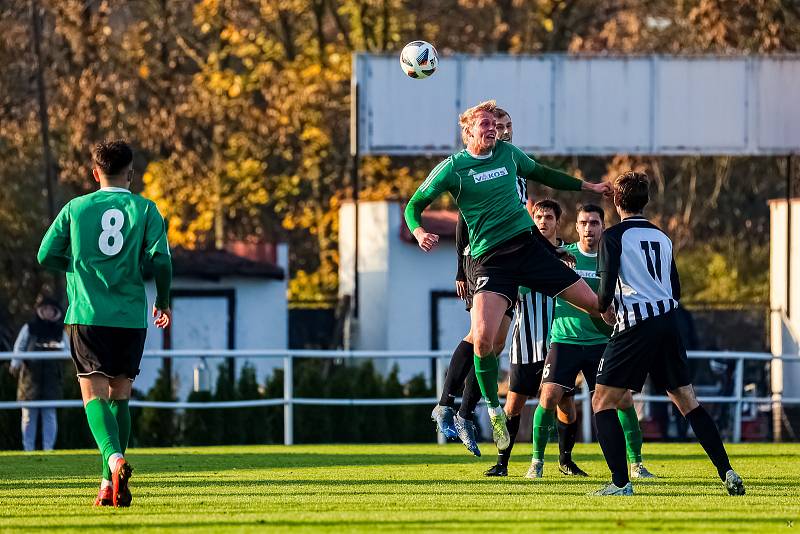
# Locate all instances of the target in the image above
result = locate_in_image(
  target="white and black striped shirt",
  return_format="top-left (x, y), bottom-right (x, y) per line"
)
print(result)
top-left (597, 216), bottom-right (681, 336)
top-left (509, 290), bottom-right (555, 364)
top-left (508, 238), bottom-right (563, 364)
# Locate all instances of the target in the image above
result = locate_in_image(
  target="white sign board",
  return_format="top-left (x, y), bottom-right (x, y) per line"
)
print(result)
top-left (354, 54), bottom-right (800, 156)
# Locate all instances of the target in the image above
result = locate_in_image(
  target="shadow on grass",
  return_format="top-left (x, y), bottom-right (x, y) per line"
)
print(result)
top-left (0, 516), bottom-right (791, 531)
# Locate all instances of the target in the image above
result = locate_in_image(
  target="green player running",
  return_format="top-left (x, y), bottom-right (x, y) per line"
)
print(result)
top-left (528, 204), bottom-right (655, 479)
top-left (404, 100), bottom-right (610, 450)
top-left (37, 140), bottom-right (172, 507)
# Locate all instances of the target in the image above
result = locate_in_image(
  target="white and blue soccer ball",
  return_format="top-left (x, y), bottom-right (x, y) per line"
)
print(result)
top-left (400, 40), bottom-right (438, 79)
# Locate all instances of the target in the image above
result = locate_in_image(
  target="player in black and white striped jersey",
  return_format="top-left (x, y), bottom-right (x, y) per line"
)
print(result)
top-left (591, 171), bottom-right (744, 496)
top-left (484, 199), bottom-right (584, 477)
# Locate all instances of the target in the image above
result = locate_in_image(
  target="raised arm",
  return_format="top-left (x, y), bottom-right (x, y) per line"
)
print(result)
top-left (509, 143), bottom-right (610, 195)
top-left (404, 157), bottom-right (455, 252)
top-left (37, 204), bottom-right (72, 272)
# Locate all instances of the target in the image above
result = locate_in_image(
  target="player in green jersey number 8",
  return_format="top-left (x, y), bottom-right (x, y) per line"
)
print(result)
top-left (405, 100), bottom-right (611, 450)
top-left (38, 140), bottom-right (172, 507)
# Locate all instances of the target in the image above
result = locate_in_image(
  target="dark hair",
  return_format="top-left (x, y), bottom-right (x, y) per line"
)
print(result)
top-left (613, 171), bottom-right (649, 213)
top-left (577, 203), bottom-right (605, 221)
top-left (494, 107), bottom-right (510, 119)
top-left (533, 198), bottom-right (562, 220)
top-left (91, 140), bottom-right (133, 176)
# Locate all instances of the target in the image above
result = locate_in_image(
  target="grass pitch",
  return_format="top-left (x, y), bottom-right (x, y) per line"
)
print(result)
top-left (0, 443), bottom-right (798, 533)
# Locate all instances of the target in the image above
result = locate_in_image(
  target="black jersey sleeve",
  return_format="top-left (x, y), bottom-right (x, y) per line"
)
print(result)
top-left (455, 213), bottom-right (468, 281)
top-left (670, 256), bottom-right (681, 301)
top-left (597, 229), bottom-right (622, 312)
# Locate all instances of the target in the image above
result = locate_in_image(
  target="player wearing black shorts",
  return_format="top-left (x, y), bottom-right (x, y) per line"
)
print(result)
top-left (431, 108), bottom-right (517, 457)
top-left (529, 204), bottom-right (654, 480)
top-left (38, 141), bottom-right (172, 507)
top-left (408, 100), bottom-right (609, 450)
top-left (591, 171), bottom-right (744, 496)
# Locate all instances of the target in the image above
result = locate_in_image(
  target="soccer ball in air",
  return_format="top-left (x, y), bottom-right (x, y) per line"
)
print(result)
top-left (400, 41), bottom-right (438, 79)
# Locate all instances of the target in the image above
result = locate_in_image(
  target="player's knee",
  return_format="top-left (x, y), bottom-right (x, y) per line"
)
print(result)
top-left (617, 391), bottom-right (634, 410)
top-left (473, 335), bottom-right (494, 357)
top-left (539, 385), bottom-right (561, 409)
top-left (592, 386), bottom-right (620, 412)
top-left (668, 386), bottom-right (699, 415)
top-left (557, 399), bottom-right (577, 423)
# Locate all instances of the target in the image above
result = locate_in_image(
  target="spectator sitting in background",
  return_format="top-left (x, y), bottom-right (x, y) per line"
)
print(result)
top-left (10, 294), bottom-right (68, 451)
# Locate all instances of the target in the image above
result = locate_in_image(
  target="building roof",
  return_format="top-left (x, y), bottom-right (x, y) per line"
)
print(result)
top-left (399, 206), bottom-right (459, 243)
top-left (170, 247), bottom-right (285, 280)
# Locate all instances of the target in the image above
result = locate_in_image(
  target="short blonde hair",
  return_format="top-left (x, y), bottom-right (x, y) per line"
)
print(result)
top-left (459, 100), bottom-right (497, 145)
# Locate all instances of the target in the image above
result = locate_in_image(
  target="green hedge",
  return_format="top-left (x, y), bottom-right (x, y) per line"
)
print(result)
top-left (0, 359), bottom-right (436, 449)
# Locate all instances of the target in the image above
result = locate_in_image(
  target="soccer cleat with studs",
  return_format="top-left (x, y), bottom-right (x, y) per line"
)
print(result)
top-left (487, 406), bottom-right (510, 451)
top-left (454, 414), bottom-right (481, 457)
top-left (591, 481), bottom-right (634, 496)
top-left (525, 459), bottom-right (544, 479)
top-left (725, 469), bottom-right (745, 496)
top-left (93, 486), bottom-right (113, 507)
top-left (630, 462), bottom-right (656, 479)
top-left (484, 463), bottom-right (508, 477)
top-left (559, 460), bottom-right (589, 477)
top-left (111, 458), bottom-right (133, 507)
top-left (431, 405), bottom-right (458, 439)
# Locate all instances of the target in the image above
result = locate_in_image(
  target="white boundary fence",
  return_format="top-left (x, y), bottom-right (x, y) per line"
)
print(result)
top-left (0, 350), bottom-right (797, 445)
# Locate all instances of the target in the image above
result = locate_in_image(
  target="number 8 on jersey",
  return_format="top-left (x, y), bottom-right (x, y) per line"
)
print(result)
top-left (99, 208), bottom-right (125, 256)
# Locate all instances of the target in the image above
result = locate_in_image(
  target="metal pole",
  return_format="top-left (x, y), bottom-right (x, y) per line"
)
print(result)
top-left (349, 59), bottom-right (360, 319)
top-left (284, 354), bottom-right (294, 446)
top-left (581, 393), bottom-right (592, 443)
top-left (435, 355), bottom-right (446, 445)
top-left (30, 0), bottom-right (56, 222)
top-left (733, 356), bottom-right (744, 443)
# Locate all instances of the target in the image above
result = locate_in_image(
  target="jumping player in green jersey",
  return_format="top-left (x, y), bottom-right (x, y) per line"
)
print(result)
top-left (38, 140), bottom-right (172, 507)
top-left (528, 205), bottom-right (655, 480)
top-left (405, 100), bottom-right (610, 450)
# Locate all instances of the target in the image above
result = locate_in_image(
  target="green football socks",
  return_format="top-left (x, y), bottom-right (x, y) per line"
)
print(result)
top-left (101, 399), bottom-right (131, 480)
top-left (532, 405), bottom-right (555, 460)
top-left (473, 354), bottom-right (500, 408)
top-left (85, 398), bottom-right (122, 479)
top-left (618, 406), bottom-right (643, 463)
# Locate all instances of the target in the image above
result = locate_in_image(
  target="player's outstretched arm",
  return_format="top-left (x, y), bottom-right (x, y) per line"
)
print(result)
top-left (404, 157), bottom-right (455, 253)
top-left (37, 204), bottom-right (71, 272)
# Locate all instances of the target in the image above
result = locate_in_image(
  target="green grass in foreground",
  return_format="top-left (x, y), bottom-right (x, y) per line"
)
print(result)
top-left (0, 443), bottom-right (798, 533)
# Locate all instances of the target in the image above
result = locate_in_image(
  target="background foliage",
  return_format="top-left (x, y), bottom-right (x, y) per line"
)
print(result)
top-left (2, 0), bottom-right (798, 324)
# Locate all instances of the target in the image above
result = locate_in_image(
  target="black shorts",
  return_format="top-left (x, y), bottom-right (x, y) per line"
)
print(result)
top-left (508, 360), bottom-right (544, 397)
top-left (596, 311), bottom-right (691, 393)
top-left (473, 232), bottom-right (580, 308)
top-left (68, 325), bottom-right (147, 380)
top-left (542, 342), bottom-right (606, 393)
top-left (464, 254), bottom-right (514, 318)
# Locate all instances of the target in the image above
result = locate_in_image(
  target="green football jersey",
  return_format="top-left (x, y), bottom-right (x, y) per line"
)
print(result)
top-left (404, 141), bottom-right (582, 258)
top-left (37, 187), bottom-right (172, 328)
top-left (549, 242), bottom-right (609, 345)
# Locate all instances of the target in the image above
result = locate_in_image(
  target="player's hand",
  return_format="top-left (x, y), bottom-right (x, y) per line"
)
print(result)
top-left (413, 227), bottom-right (440, 252)
top-left (455, 280), bottom-right (467, 300)
top-left (583, 181), bottom-right (612, 197)
top-left (153, 306), bottom-right (171, 329)
top-left (601, 305), bottom-right (616, 326)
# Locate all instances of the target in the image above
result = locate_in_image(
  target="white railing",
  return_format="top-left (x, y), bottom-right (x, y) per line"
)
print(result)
top-left (0, 350), bottom-right (797, 445)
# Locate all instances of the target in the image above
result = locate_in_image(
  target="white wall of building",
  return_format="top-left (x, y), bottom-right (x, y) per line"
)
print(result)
top-left (136, 245), bottom-right (289, 400)
top-left (768, 199), bottom-right (800, 400)
top-left (340, 200), bottom-right (473, 380)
